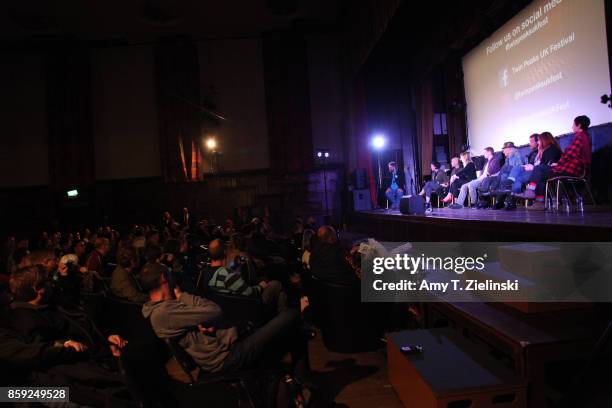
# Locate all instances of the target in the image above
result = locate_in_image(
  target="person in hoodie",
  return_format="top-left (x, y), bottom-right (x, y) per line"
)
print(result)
top-left (141, 262), bottom-right (307, 377)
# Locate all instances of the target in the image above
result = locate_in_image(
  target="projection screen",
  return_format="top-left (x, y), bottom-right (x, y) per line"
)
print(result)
top-left (463, 0), bottom-right (612, 153)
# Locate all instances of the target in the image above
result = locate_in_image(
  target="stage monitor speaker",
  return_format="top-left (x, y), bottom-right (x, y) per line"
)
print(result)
top-left (400, 195), bottom-right (424, 215)
top-left (353, 168), bottom-right (368, 190)
top-left (353, 189), bottom-right (372, 211)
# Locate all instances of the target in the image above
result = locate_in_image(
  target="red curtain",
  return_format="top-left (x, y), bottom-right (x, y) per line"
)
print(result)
top-left (154, 38), bottom-right (202, 182)
top-left (415, 76), bottom-right (435, 179)
top-left (443, 58), bottom-right (468, 158)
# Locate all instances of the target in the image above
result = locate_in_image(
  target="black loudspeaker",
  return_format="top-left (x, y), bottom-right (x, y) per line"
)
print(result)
top-left (399, 195), bottom-right (425, 215)
top-left (353, 189), bottom-right (372, 211)
top-left (353, 168), bottom-right (368, 190)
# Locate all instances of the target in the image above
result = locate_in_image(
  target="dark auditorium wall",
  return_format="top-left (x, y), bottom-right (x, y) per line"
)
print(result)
top-left (0, 52), bottom-right (49, 187)
top-left (91, 44), bottom-right (161, 180)
top-left (307, 33), bottom-right (345, 165)
top-left (198, 38), bottom-right (270, 171)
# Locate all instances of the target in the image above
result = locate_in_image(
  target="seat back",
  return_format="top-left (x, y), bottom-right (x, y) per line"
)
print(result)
top-left (102, 297), bottom-right (159, 346)
top-left (310, 276), bottom-right (383, 353)
top-left (206, 290), bottom-right (271, 329)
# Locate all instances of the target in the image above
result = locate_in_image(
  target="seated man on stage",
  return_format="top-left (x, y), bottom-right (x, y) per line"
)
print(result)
top-left (450, 147), bottom-right (501, 209)
top-left (491, 142), bottom-right (526, 210)
top-left (506, 133), bottom-right (539, 195)
top-left (419, 161), bottom-right (449, 213)
top-left (441, 151), bottom-right (476, 205)
top-left (385, 161), bottom-right (405, 210)
top-left (514, 116), bottom-right (591, 211)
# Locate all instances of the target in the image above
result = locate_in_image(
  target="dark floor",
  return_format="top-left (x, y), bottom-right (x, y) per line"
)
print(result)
top-left (308, 334), bottom-right (402, 408)
top-left (363, 206), bottom-right (612, 228)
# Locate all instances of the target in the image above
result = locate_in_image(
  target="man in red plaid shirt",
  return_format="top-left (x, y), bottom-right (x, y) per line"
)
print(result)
top-left (514, 116), bottom-right (591, 210)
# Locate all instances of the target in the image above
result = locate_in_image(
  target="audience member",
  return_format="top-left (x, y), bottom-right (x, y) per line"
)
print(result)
top-left (207, 239), bottom-right (286, 312)
top-left (141, 264), bottom-right (307, 378)
top-left (310, 226), bottom-right (359, 286)
top-left (110, 247), bottom-right (148, 303)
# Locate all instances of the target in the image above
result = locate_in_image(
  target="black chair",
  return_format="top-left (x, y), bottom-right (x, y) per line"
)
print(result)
top-left (164, 337), bottom-right (254, 407)
top-left (101, 297), bottom-right (159, 346)
top-left (205, 290), bottom-right (273, 330)
top-left (310, 277), bottom-right (383, 353)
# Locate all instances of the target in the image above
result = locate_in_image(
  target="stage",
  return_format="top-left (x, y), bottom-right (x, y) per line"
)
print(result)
top-left (349, 206), bottom-right (612, 241)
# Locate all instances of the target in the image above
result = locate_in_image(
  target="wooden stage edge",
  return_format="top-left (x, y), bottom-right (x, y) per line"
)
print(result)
top-left (349, 207), bottom-right (612, 241)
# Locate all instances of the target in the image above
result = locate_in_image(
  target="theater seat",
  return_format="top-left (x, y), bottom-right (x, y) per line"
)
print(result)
top-left (101, 297), bottom-right (160, 347)
top-left (310, 277), bottom-right (383, 353)
top-left (205, 290), bottom-right (274, 331)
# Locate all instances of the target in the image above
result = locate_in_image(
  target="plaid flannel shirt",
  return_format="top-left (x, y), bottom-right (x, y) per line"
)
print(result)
top-left (553, 131), bottom-right (590, 177)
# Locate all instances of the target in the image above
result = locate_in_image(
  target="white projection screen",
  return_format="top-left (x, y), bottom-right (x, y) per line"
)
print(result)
top-left (463, 0), bottom-right (612, 153)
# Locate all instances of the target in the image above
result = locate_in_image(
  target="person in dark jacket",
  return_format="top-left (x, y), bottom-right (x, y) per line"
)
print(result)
top-left (110, 247), bottom-right (148, 303)
top-left (442, 151), bottom-right (477, 203)
top-left (384, 161), bottom-right (406, 210)
top-left (419, 161), bottom-right (449, 212)
top-left (450, 147), bottom-right (502, 209)
top-left (504, 133), bottom-right (539, 196)
top-left (7, 266), bottom-right (129, 358)
top-left (491, 142), bottom-right (527, 209)
top-left (309, 226), bottom-right (359, 286)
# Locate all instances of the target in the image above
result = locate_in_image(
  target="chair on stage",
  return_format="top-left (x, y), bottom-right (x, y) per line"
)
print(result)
top-left (545, 170), bottom-right (596, 211)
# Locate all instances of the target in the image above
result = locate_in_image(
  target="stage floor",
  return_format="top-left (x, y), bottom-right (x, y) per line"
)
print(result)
top-left (361, 206), bottom-right (612, 228)
top-left (351, 206), bottom-right (612, 241)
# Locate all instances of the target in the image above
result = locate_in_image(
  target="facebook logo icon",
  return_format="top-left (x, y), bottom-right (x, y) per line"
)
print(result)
top-left (499, 67), bottom-right (509, 88)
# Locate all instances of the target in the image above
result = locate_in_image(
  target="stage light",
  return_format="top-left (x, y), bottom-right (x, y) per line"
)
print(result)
top-left (315, 149), bottom-right (330, 159)
top-left (372, 135), bottom-right (386, 150)
top-left (66, 189), bottom-right (79, 198)
top-left (206, 138), bottom-right (217, 150)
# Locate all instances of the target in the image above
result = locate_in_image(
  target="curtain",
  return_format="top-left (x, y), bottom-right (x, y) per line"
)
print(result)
top-left (415, 76), bottom-right (434, 180)
top-left (352, 74), bottom-right (378, 206)
top-left (342, 0), bottom-right (402, 76)
top-left (154, 38), bottom-right (202, 182)
top-left (443, 58), bottom-right (467, 158)
top-left (46, 44), bottom-right (95, 190)
top-left (262, 31), bottom-right (313, 175)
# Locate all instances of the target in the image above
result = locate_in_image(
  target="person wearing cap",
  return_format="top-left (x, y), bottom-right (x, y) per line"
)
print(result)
top-left (490, 141), bottom-right (526, 209)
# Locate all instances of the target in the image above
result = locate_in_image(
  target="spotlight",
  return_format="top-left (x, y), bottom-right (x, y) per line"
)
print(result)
top-left (372, 134), bottom-right (386, 150)
top-left (206, 138), bottom-right (217, 150)
top-left (315, 149), bottom-right (330, 159)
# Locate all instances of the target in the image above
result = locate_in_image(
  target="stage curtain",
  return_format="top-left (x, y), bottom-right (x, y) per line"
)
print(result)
top-left (262, 31), bottom-right (313, 175)
top-left (46, 44), bottom-right (95, 190)
top-left (154, 38), bottom-right (202, 182)
top-left (415, 76), bottom-right (434, 180)
top-left (443, 58), bottom-right (467, 158)
top-left (351, 74), bottom-right (378, 206)
top-left (342, 0), bottom-right (402, 76)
